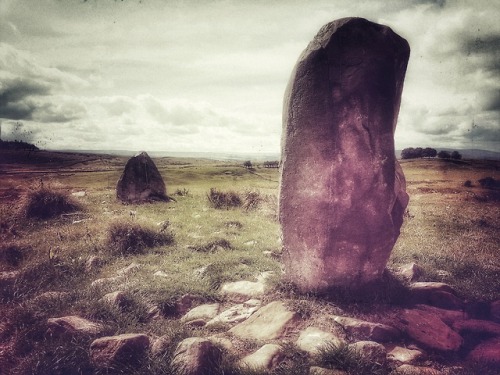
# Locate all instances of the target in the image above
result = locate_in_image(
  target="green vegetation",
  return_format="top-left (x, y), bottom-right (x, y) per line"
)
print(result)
top-left (0, 151), bottom-right (499, 374)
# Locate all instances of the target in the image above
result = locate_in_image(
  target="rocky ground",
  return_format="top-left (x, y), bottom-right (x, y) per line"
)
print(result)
top-left (3, 258), bottom-right (499, 374)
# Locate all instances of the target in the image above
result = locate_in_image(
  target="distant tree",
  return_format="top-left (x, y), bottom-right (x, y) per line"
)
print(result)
top-left (263, 161), bottom-right (279, 168)
top-left (437, 150), bottom-right (451, 159)
top-left (450, 151), bottom-right (462, 160)
top-left (422, 147), bottom-right (437, 158)
top-left (243, 160), bottom-right (253, 169)
top-left (401, 147), bottom-right (424, 159)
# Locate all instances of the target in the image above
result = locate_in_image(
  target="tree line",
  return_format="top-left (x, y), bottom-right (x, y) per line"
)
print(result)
top-left (401, 147), bottom-right (462, 160)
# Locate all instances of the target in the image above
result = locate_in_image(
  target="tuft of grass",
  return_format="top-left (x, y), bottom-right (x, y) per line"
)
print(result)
top-left (189, 239), bottom-right (233, 253)
top-left (18, 188), bottom-right (82, 220)
top-left (207, 188), bottom-right (242, 209)
top-left (242, 190), bottom-right (263, 211)
top-left (105, 220), bottom-right (174, 256)
top-left (315, 342), bottom-right (389, 375)
top-left (0, 244), bottom-right (30, 269)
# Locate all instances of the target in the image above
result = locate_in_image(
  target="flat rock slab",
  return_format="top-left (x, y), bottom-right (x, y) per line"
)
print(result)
top-left (400, 309), bottom-right (462, 352)
top-left (181, 303), bottom-right (220, 323)
top-left (229, 301), bottom-right (299, 341)
top-left (220, 280), bottom-right (265, 302)
top-left (47, 316), bottom-right (105, 337)
top-left (90, 333), bottom-right (150, 369)
top-left (333, 316), bottom-right (400, 342)
top-left (386, 345), bottom-right (424, 364)
top-left (296, 327), bottom-right (345, 354)
top-left (171, 337), bottom-right (222, 375)
top-left (206, 300), bottom-right (261, 327)
top-left (239, 343), bottom-right (283, 370)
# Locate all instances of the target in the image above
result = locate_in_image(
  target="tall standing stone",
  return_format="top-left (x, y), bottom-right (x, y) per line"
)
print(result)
top-left (279, 18), bottom-right (410, 293)
top-left (116, 151), bottom-right (168, 203)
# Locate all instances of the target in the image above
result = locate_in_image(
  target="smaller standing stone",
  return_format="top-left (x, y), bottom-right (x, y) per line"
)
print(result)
top-left (116, 151), bottom-right (169, 203)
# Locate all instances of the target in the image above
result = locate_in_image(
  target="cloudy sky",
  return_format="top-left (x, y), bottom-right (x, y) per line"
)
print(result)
top-left (0, 0), bottom-right (498, 154)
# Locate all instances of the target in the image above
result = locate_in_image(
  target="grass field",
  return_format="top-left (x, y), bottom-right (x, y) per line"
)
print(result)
top-left (0, 150), bottom-right (499, 374)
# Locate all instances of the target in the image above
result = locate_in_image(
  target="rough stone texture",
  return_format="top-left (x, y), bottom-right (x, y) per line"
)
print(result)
top-left (101, 291), bottom-right (131, 310)
top-left (348, 341), bottom-right (386, 364)
top-left (90, 333), bottom-right (150, 369)
top-left (397, 263), bottom-right (423, 281)
top-left (181, 303), bottom-right (220, 323)
top-left (47, 316), bottom-right (105, 337)
top-left (400, 309), bottom-right (462, 352)
top-left (116, 151), bottom-right (168, 203)
top-left (453, 318), bottom-right (500, 336)
top-left (415, 304), bottom-right (467, 325)
top-left (409, 282), bottom-right (462, 309)
top-left (206, 299), bottom-right (261, 327)
top-left (171, 337), bottom-right (222, 375)
top-left (386, 345), bottom-right (424, 364)
top-left (279, 17), bottom-right (410, 292)
top-left (296, 326), bottom-right (345, 354)
top-left (466, 337), bottom-right (500, 365)
top-left (239, 344), bottom-right (283, 370)
top-left (229, 301), bottom-right (299, 341)
top-left (333, 316), bottom-right (400, 342)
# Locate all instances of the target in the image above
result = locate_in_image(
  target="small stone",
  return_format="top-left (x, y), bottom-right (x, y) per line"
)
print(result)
top-left (154, 270), bottom-right (168, 278)
top-left (85, 255), bottom-right (104, 272)
top-left (386, 345), bottom-right (424, 364)
top-left (90, 333), bottom-right (150, 369)
top-left (333, 316), bottom-right (400, 342)
top-left (415, 304), bottom-right (467, 325)
top-left (239, 344), bottom-right (283, 370)
top-left (296, 327), bottom-right (345, 354)
top-left (171, 337), bottom-right (222, 375)
top-left (47, 316), bottom-right (105, 337)
top-left (349, 341), bottom-right (386, 363)
top-left (72, 191), bottom-right (86, 197)
top-left (220, 280), bottom-right (265, 302)
top-left (206, 301), bottom-right (261, 327)
top-left (117, 262), bottom-right (141, 276)
top-left (181, 303), bottom-right (220, 323)
top-left (400, 309), bottom-right (462, 352)
top-left (101, 291), bottom-right (131, 310)
top-left (398, 263), bottom-right (423, 281)
top-left (229, 301), bottom-right (299, 341)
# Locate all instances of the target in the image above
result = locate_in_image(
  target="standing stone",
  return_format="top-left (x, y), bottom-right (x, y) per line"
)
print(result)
top-left (116, 151), bottom-right (168, 203)
top-left (279, 17), bottom-right (410, 292)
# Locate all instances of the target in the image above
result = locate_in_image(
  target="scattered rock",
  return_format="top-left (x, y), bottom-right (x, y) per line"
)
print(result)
top-left (47, 316), bottom-right (105, 337)
top-left (349, 341), bottom-right (386, 363)
top-left (386, 345), bottom-right (424, 364)
top-left (206, 300), bottom-right (261, 327)
top-left (239, 343), bottom-right (283, 370)
top-left (171, 337), bottom-right (222, 375)
top-left (90, 333), bottom-right (150, 369)
top-left (101, 291), bottom-right (131, 310)
top-left (415, 304), bottom-right (467, 325)
top-left (279, 17), bottom-right (410, 292)
top-left (333, 316), bottom-right (400, 342)
top-left (466, 337), bottom-right (500, 365)
top-left (220, 280), bottom-right (265, 302)
top-left (229, 301), bottom-right (299, 341)
top-left (181, 303), bottom-right (220, 324)
top-left (85, 255), bottom-right (104, 272)
top-left (154, 270), bottom-right (168, 278)
top-left (117, 262), bottom-right (141, 276)
top-left (409, 282), bottom-right (460, 308)
top-left (400, 309), bottom-right (462, 352)
top-left (296, 327), bottom-right (345, 354)
top-left (116, 151), bottom-right (169, 203)
top-left (397, 263), bottom-right (423, 281)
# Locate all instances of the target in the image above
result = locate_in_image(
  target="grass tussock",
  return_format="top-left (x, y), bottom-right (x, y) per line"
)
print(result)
top-left (189, 239), bottom-right (233, 253)
top-left (207, 188), bottom-right (242, 209)
top-left (105, 220), bottom-right (174, 256)
top-left (0, 244), bottom-right (30, 269)
top-left (18, 188), bottom-right (82, 220)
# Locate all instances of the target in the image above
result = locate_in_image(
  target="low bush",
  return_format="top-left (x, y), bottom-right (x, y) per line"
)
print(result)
top-left (242, 190), bottom-right (263, 211)
top-left (19, 188), bottom-right (82, 220)
top-left (207, 188), bottom-right (242, 209)
top-left (0, 244), bottom-right (29, 268)
top-left (105, 221), bottom-right (174, 256)
top-left (478, 176), bottom-right (500, 189)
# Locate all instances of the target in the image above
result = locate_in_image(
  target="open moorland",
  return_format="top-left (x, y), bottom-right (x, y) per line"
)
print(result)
top-left (0, 149), bottom-right (499, 375)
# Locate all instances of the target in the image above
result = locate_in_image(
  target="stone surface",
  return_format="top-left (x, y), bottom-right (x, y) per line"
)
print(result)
top-left (181, 303), bottom-right (220, 323)
top-left (116, 151), bottom-right (168, 203)
top-left (220, 280), bottom-right (265, 302)
top-left (400, 309), bottom-right (462, 351)
top-left (206, 300), bottom-right (261, 327)
top-left (333, 316), bottom-right (400, 342)
top-left (348, 341), bottom-right (386, 364)
top-left (386, 345), bottom-right (424, 364)
top-left (90, 333), bottom-right (150, 369)
top-left (171, 337), bottom-right (222, 375)
top-left (47, 316), bottom-right (105, 337)
top-left (466, 337), bottom-right (500, 365)
top-left (296, 326), bottom-right (345, 354)
top-left (239, 344), bottom-right (283, 370)
top-left (414, 304), bottom-right (467, 325)
top-left (229, 301), bottom-right (298, 341)
top-left (279, 17), bottom-right (410, 292)
top-left (452, 318), bottom-right (500, 336)
top-left (101, 291), bottom-right (131, 310)
top-left (397, 263), bottom-right (423, 281)
top-left (393, 364), bottom-right (442, 374)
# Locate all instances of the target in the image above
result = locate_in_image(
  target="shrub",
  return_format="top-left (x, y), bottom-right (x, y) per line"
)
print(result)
top-left (207, 188), bottom-right (242, 209)
top-left (478, 177), bottom-right (500, 189)
top-left (242, 190), bottom-right (263, 211)
top-left (174, 188), bottom-right (190, 197)
top-left (19, 188), bottom-right (82, 220)
top-left (464, 180), bottom-right (473, 187)
top-left (105, 221), bottom-right (174, 256)
top-left (0, 244), bottom-right (29, 268)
